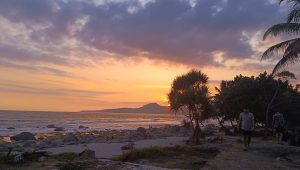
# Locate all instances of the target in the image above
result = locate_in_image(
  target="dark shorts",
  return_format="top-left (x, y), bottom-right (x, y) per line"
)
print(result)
top-left (242, 130), bottom-right (252, 136)
top-left (275, 126), bottom-right (284, 133)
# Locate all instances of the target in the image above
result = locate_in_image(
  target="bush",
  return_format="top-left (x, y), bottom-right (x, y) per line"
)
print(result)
top-left (114, 146), bottom-right (167, 162)
top-left (54, 152), bottom-right (78, 162)
top-left (59, 162), bottom-right (82, 170)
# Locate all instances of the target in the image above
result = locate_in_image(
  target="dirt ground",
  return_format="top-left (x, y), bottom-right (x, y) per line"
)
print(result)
top-left (203, 136), bottom-right (300, 170)
top-left (1, 136), bottom-right (300, 170)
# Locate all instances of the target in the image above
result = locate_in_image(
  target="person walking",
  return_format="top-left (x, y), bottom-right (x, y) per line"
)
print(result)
top-left (272, 112), bottom-right (285, 144)
top-left (239, 108), bottom-right (255, 151)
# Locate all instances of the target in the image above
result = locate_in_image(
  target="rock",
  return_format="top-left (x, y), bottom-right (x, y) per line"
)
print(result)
top-left (121, 142), bottom-right (135, 150)
top-left (38, 156), bottom-right (47, 162)
top-left (85, 136), bottom-right (95, 143)
top-left (13, 153), bottom-right (24, 163)
top-left (7, 127), bottom-right (15, 130)
top-left (23, 151), bottom-right (49, 162)
top-left (10, 132), bottom-right (36, 141)
top-left (79, 149), bottom-right (96, 159)
top-left (63, 134), bottom-right (79, 143)
top-left (51, 139), bottom-right (64, 147)
top-left (137, 127), bottom-right (147, 136)
top-left (23, 140), bottom-right (37, 147)
top-left (37, 141), bottom-right (52, 149)
top-left (54, 127), bottom-right (64, 131)
top-left (47, 124), bottom-right (56, 128)
top-left (78, 125), bottom-right (88, 129)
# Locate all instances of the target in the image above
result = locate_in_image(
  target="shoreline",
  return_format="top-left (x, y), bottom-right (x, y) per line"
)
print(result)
top-left (0, 125), bottom-right (191, 152)
top-left (1, 125), bottom-right (300, 169)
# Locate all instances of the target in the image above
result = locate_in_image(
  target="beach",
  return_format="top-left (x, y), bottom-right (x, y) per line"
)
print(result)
top-left (1, 111), bottom-right (300, 169)
top-left (1, 126), bottom-right (300, 170)
top-left (44, 136), bottom-right (188, 158)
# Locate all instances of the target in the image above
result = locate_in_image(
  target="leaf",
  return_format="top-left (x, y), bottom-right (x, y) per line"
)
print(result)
top-left (272, 41), bottom-right (300, 73)
top-left (261, 38), bottom-right (299, 60)
top-left (275, 70), bottom-right (296, 79)
top-left (287, 7), bottom-right (300, 22)
top-left (263, 23), bottom-right (300, 40)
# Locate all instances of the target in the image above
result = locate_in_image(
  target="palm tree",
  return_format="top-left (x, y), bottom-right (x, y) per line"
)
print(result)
top-left (168, 70), bottom-right (212, 144)
top-left (262, 0), bottom-right (300, 74)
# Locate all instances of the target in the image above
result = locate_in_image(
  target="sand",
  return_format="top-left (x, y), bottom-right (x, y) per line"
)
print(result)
top-left (44, 136), bottom-right (187, 158)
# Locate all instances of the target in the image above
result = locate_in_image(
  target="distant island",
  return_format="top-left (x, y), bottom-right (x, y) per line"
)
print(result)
top-left (81, 103), bottom-right (171, 114)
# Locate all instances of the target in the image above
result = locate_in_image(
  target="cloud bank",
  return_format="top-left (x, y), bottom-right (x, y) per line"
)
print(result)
top-left (0, 0), bottom-right (289, 72)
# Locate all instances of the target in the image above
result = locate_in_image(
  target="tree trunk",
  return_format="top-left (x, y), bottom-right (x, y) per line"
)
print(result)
top-left (264, 82), bottom-right (280, 139)
top-left (217, 115), bottom-right (230, 133)
top-left (192, 117), bottom-right (201, 144)
top-left (189, 112), bottom-right (195, 131)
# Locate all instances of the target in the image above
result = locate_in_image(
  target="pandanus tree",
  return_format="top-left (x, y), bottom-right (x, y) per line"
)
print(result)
top-left (262, 0), bottom-right (300, 74)
top-left (168, 70), bottom-right (212, 144)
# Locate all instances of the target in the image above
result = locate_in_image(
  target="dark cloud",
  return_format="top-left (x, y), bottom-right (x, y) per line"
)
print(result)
top-left (0, 0), bottom-right (289, 67)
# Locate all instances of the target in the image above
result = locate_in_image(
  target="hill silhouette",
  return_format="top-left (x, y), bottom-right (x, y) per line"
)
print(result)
top-left (81, 103), bottom-right (171, 114)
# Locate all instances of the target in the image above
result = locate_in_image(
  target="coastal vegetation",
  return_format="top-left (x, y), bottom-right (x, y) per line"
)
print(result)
top-left (262, 0), bottom-right (300, 73)
top-left (168, 69), bottom-right (300, 139)
top-left (114, 145), bottom-right (219, 169)
top-left (214, 71), bottom-right (300, 131)
top-left (168, 70), bottom-right (213, 144)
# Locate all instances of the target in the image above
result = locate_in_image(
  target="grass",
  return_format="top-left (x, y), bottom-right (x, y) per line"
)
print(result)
top-left (113, 145), bottom-right (219, 169)
top-left (54, 152), bottom-right (78, 162)
top-left (0, 152), bottom-right (8, 163)
top-left (114, 146), bottom-right (168, 162)
top-left (58, 162), bottom-right (83, 170)
top-left (236, 139), bottom-right (243, 144)
top-left (0, 152), bottom-right (19, 164)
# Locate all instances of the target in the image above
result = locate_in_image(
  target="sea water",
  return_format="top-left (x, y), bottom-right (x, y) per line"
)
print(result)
top-left (0, 110), bottom-right (182, 135)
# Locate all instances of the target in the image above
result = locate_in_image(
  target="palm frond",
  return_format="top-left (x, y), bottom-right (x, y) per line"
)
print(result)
top-left (263, 23), bottom-right (300, 40)
top-left (261, 38), bottom-right (299, 60)
top-left (276, 70), bottom-right (296, 79)
top-left (279, 0), bottom-right (300, 6)
top-left (272, 40), bottom-right (300, 73)
top-left (287, 7), bottom-right (300, 22)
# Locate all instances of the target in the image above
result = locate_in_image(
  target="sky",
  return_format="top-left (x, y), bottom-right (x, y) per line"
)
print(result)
top-left (0, 0), bottom-right (299, 111)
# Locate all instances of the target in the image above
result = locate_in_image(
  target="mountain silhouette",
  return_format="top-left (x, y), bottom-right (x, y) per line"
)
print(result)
top-left (81, 103), bottom-right (171, 114)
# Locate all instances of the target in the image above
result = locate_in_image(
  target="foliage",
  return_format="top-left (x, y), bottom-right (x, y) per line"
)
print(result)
top-left (214, 72), bottom-right (300, 128)
top-left (0, 152), bottom-right (10, 164)
top-left (114, 146), bottom-right (167, 162)
top-left (168, 70), bottom-right (214, 143)
top-left (262, 0), bottom-right (300, 73)
top-left (58, 163), bottom-right (82, 170)
top-left (114, 145), bottom-right (219, 169)
top-left (54, 152), bottom-right (78, 162)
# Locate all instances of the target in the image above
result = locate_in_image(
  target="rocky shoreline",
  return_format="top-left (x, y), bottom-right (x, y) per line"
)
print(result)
top-left (0, 125), bottom-right (192, 153)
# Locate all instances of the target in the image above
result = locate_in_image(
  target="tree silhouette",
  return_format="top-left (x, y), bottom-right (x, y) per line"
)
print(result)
top-left (168, 70), bottom-right (212, 144)
top-left (262, 0), bottom-right (300, 74)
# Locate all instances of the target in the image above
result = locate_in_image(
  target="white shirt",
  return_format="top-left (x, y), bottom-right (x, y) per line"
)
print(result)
top-left (239, 112), bottom-right (254, 131)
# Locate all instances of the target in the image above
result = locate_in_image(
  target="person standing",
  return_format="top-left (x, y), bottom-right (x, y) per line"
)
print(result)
top-left (239, 108), bottom-right (255, 151)
top-left (272, 112), bottom-right (285, 144)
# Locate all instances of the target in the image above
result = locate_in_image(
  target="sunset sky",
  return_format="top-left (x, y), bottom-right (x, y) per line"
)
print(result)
top-left (0, 0), bottom-right (299, 111)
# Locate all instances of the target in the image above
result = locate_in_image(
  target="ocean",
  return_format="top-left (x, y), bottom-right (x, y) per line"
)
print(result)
top-left (0, 110), bottom-right (182, 135)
